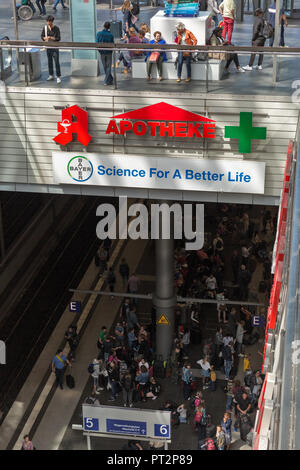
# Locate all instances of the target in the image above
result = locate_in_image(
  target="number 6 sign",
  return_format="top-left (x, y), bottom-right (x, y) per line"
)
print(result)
top-left (154, 424), bottom-right (170, 437)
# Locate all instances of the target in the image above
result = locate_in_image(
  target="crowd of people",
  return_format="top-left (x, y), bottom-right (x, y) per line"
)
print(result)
top-left (47, 203), bottom-right (269, 451)
top-left (15, 1), bottom-right (288, 86)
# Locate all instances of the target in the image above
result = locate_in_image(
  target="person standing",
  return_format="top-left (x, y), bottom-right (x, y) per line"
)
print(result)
top-left (244, 8), bottom-right (266, 70)
top-left (182, 362), bottom-right (193, 400)
top-left (121, 371), bottom-right (135, 407)
top-left (268, 0), bottom-right (288, 47)
top-left (21, 435), bottom-right (35, 450)
top-left (236, 320), bottom-right (246, 357)
top-left (219, 0), bottom-right (236, 44)
top-left (221, 412), bottom-right (232, 449)
top-left (175, 23), bottom-right (197, 83)
top-left (41, 15), bottom-right (61, 84)
top-left (207, 0), bottom-right (221, 26)
top-left (52, 349), bottom-right (71, 390)
top-left (128, 272), bottom-right (140, 294)
top-left (96, 22), bottom-right (114, 86)
top-left (53, 0), bottom-right (67, 11)
top-left (223, 341), bottom-right (234, 380)
top-left (216, 425), bottom-right (226, 450)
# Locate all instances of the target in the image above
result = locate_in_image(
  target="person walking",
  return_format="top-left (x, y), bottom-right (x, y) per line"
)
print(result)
top-left (197, 356), bottom-right (211, 389)
top-left (36, 0), bottom-right (46, 16)
top-left (41, 15), bottom-right (61, 84)
top-left (219, 0), bottom-right (236, 44)
top-left (119, 258), bottom-right (130, 289)
top-left (106, 267), bottom-right (116, 296)
top-left (53, 0), bottom-right (67, 11)
top-left (174, 22), bottom-right (197, 83)
top-left (96, 22), bottom-right (114, 86)
top-left (52, 349), bottom-right (71, 390)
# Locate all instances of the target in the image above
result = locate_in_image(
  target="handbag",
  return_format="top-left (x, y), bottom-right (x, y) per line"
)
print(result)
top-left (131, 14), bottom-right (138, 24)
top-left (149, 52), bottom-right (160, 62)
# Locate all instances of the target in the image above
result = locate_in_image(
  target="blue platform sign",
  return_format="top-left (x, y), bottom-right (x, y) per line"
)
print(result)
top-left (84, 417), bottom-right (99, 431)
top-left (252, 316), bottom-right (265, 327)
top-left (106, 419), bottom-right (147, 436)
top-left (154, 424), bottom-right (170, 438)
top-left (69, 301), bottom-right (81, 313)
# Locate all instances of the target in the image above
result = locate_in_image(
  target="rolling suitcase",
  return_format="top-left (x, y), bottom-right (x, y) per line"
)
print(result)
top-left (110, 11), bottom-right (122, 40)
top-left (66, 374), bottom-right (75, 389)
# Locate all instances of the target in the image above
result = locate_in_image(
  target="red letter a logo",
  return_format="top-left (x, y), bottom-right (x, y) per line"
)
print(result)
top-left (53, 105), bottom-right (92, 147)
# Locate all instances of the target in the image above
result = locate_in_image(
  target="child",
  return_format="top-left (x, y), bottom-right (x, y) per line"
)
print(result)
top-left (244, 353), bottom-right (251, 372)
top-left (216, 425), bottom-right (226, 450)
top-left (210, 365), bottom-right (217, 391)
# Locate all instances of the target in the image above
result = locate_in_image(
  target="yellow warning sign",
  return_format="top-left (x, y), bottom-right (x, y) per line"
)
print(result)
top-left (157, 314), bottom-right (170, 325)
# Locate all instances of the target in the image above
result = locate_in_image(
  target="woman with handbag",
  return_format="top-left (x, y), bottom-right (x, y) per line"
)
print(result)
top-left (145, 31), bottom-right (167, 82)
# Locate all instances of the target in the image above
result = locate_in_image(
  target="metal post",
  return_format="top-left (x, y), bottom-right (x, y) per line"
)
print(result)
top-left (164, 441), bottom-right (168, 450)
top-left (153, 205), bottom-right (176, 361)
top-left (236, 0), bottom-right (244, 21)
top-left (272, 0), bottom-right (281, 86)
top-left (0, 49), bottom-right (4, 82)
top-left (86, 434), bottom-right (91, 450)
top-left (12, 0), bottom-right (20, 72)
top-left (24, 49), bottom-right (29, 86)
top-left (0, 203), bottom-right (5, 262)
top-left (205, 52), bottom-right (208, 94)
top-left (113, 49), bottom-right (117, 89)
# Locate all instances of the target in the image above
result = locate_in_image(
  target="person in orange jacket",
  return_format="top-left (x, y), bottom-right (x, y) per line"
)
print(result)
top-left (175, 22), bottom-right (197, 83)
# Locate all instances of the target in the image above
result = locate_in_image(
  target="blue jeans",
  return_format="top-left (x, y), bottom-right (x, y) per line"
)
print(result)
top-left (183, 381), bottom-right (190, 400)
top-left (36, 0), bottom-right (46, 14)
top-left (177, 52), bottom-right (191, 79)
top-left (54, 0), bottom-right (66, 8)
top-left (101, 53), bottom-right (113, 85)
top-left (224, 360), bottom-right (232, 380)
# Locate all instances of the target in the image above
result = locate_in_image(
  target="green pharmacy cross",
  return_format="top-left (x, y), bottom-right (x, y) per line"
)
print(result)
top-left (224, 112), bottom-right (267, 154)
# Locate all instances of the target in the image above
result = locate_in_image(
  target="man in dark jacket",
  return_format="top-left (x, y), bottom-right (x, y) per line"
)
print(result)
top-left (119, 258), bottom-right (130, 289)
top-left (244, 8), bottom-right (266, 71)
top-left (237, 265), bottom-right (251, 300)
top-left (96, 22), bottom-right (114, 86)
top-left (41, 15), bottom-right (61, 83)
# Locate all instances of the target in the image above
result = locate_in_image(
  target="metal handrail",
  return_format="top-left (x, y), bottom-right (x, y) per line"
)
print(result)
top-left (1, 39), bottom-right (300, 55)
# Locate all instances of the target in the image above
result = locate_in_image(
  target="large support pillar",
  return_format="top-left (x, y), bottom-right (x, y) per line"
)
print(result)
top-left (236, 0), bottom-right (244, 22)
top-left (153, 237), bottom-right (176, 360)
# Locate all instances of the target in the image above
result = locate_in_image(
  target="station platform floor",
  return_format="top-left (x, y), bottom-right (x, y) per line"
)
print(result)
top-left (0, 201), bottom-right (272, 451)
top-left (1, 2), bottom-right (300, 97)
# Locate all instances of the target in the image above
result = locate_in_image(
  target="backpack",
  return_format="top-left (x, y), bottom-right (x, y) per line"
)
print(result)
top-left (131, 0), bottom-right (140, 16)
top-left (263, 20), bottom-right (273, 39)
top-left (206, 438), bottom-right (216, 450)
top-left (201, 411), bottom-right (207, 426)
top-left (88, 363), bottom-right (94, 374)
top-left (194, 411), bottom-right (202, 423)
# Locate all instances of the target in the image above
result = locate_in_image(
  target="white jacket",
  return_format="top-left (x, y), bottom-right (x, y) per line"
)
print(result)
top-left (207, 0), bottom-right (219, 15)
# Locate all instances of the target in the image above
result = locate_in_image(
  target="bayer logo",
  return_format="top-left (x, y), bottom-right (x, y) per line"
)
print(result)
top-left (67, 156), bottom-right (93, 182)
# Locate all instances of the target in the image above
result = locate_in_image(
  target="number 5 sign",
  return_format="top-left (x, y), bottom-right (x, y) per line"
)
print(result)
top-left (154, 424), bottom-right (170, 438)
top-left (84, 417), bottom-right (99, 431)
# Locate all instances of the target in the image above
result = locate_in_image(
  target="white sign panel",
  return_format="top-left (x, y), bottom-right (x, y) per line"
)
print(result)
top-left (52, 152), bottom-right (266, 194)
top-left (82, 404), bottom-right (171, 439)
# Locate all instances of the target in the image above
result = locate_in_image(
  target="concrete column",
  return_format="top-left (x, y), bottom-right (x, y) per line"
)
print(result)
top-left (153, 236), bottom-right (176, 361)
top-left (236, 0), bottom-right (244, 21)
